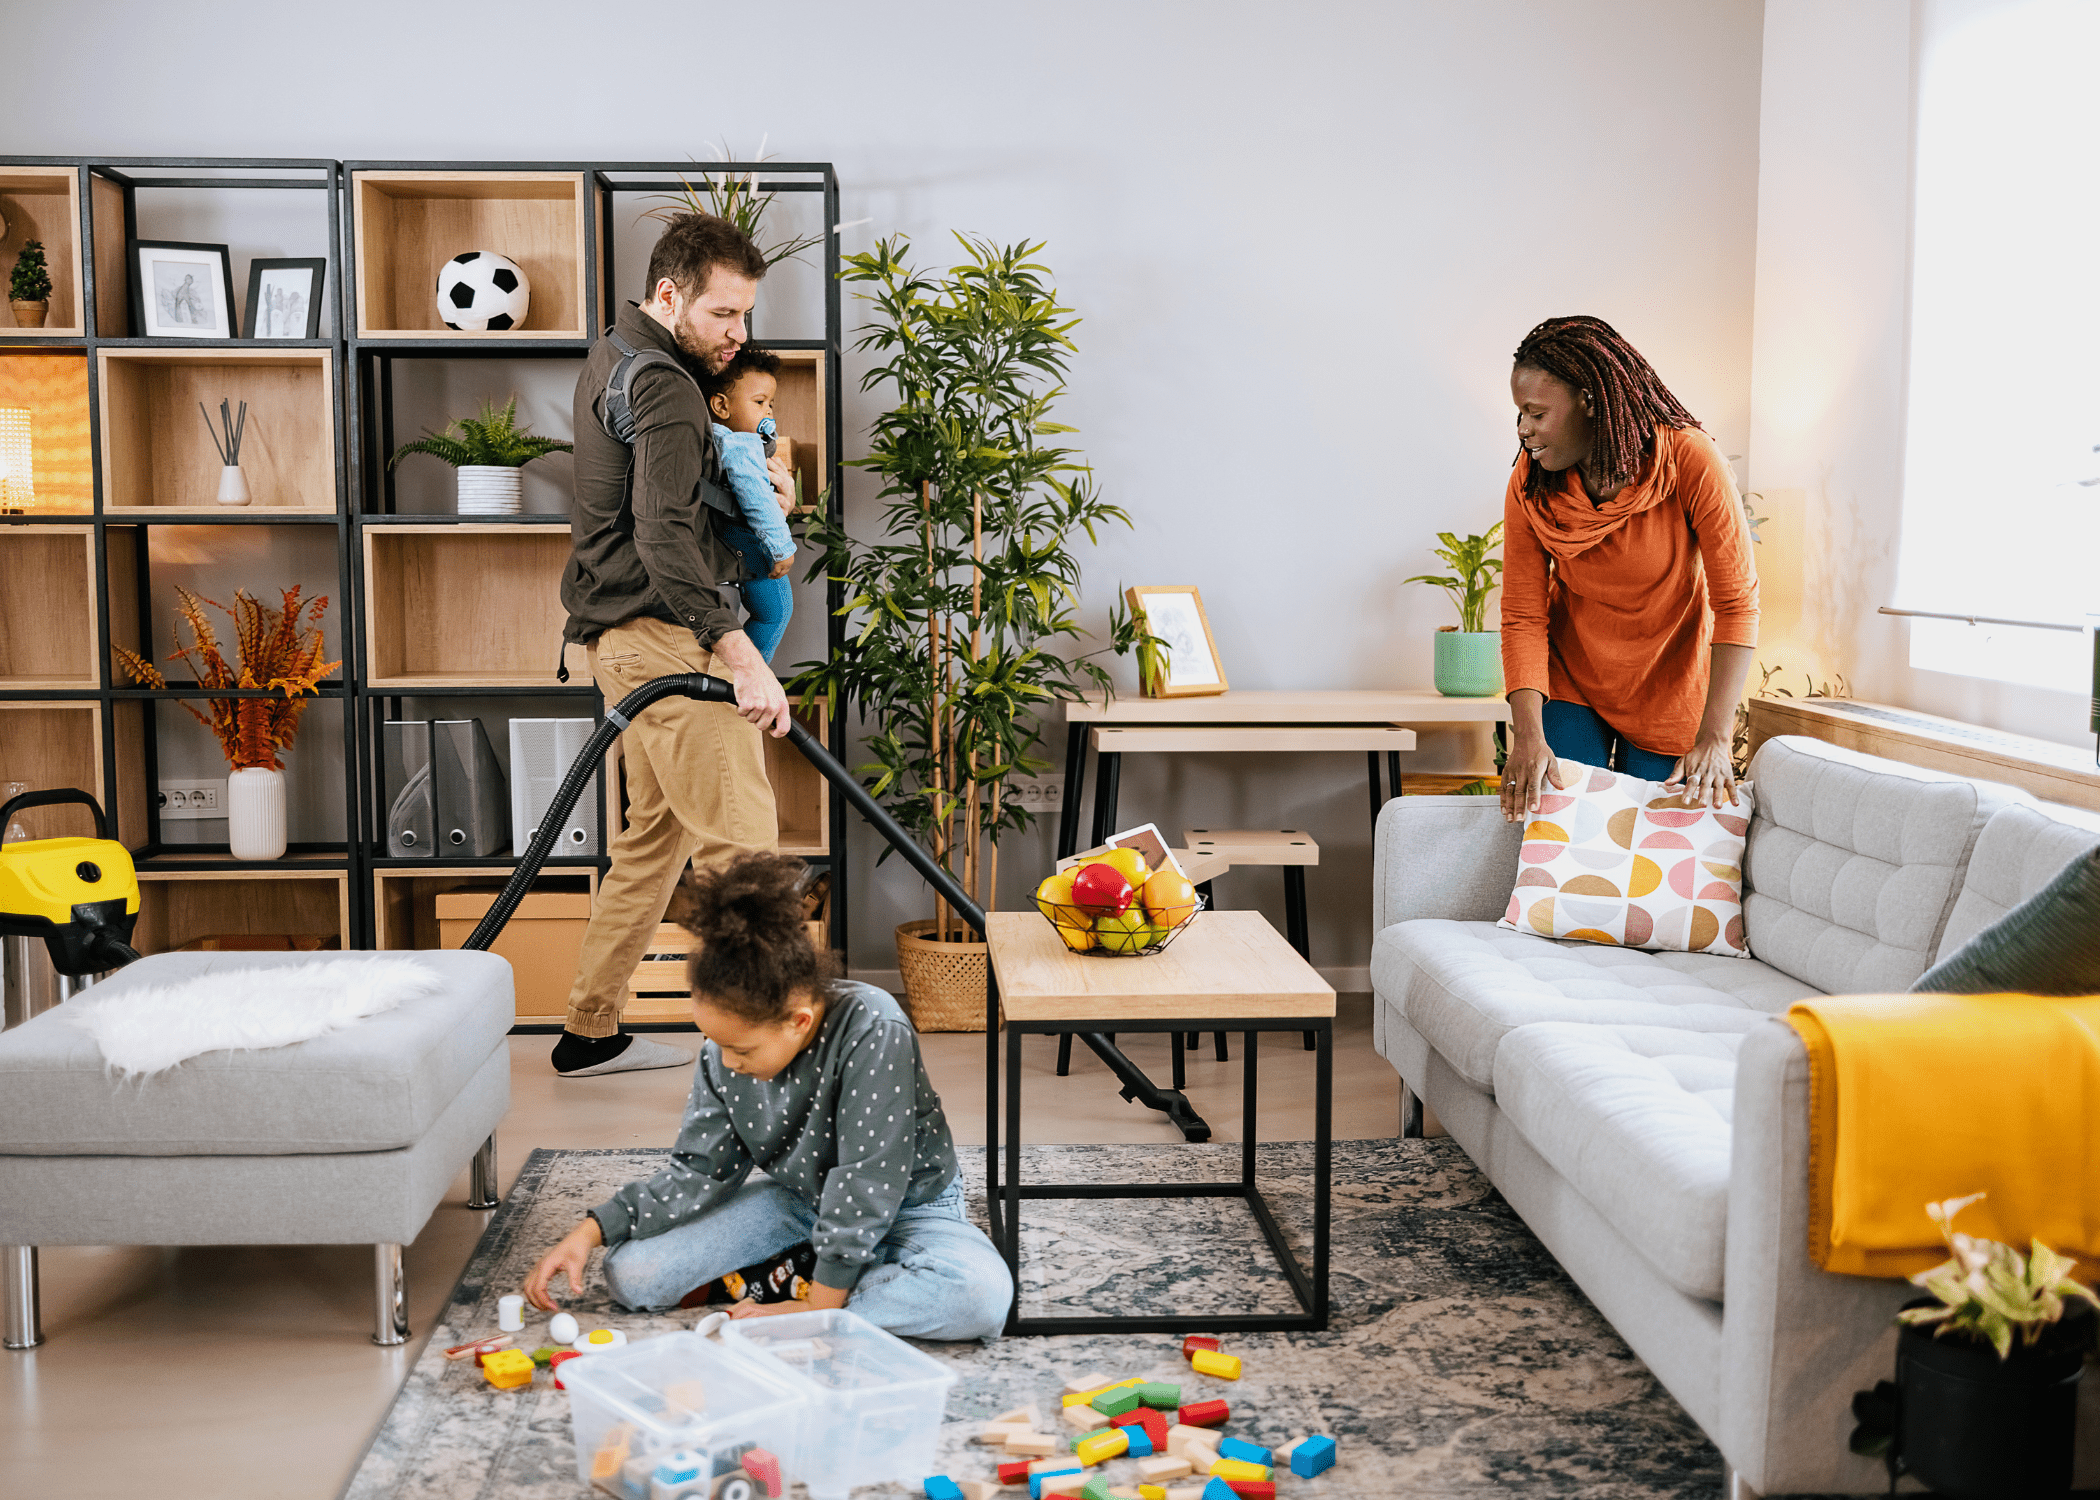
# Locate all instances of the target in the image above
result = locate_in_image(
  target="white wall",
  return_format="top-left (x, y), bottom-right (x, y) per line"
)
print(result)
top-left (2, 0), bottom-right (1766, 977)
top-left (1748, 0), bottom-right (2091, 748)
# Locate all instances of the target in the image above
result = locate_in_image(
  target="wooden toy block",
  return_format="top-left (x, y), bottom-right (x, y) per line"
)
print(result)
top-left (1165, 1425), bottom-right (1209, 1459)
top-left (1138, 1381), bottom-right (1182, 1409)
top-left (1163, 1487), bottom-right (1208, 1500)
top-left (1039, 1476), bottom-right (1089, 1499)
top-left (995, 1404), bottom-right (1043, 1427)
top-left (1065, 1377), bottom-right (1143, 1408)
top-left (1131, 1409), bottom-right (1170, 1450)
top-left (1289, 1435), bottom-right (1337, 1478)
top-left (1032, 1457), bottom-right (1083, 1474)
top-left (1179, 1335), bottom-right (1220, 1363)
top-left (480, 1348), bottom-right (535, 1389)
top-left (663, 1380), bottom-right (708, 1414)
top-left (1074, 1428), bottom-right (1130, 1466)
top-left (924, 1478), bottom-right (966, 1500)
top-left (960, 1484), bottom-right (1004, 1500)
top-left (1091, 1386), bottom-right (1143, 1418)
top-left (1269, 1437), bottom-right (1308, 1467)
top-left (1221, 1483), bottom-right (1276, 1499)
top-left (1138, 1488), bottom-right (1168, 1500)
top-left (1138, 1456), bottom-right (1193, 1483)
top-left (1007, 1432), bottom-right (1057, 1456)
top-left (443, 1333), bottom-right (512, 1361)
top-left (1208, 1458), bottom-right (1268, 1483)
top-left (1063, 1371), bottom-right (1112, 1393)
top-left (998, 1458), bottom-right (1036, 1484)
top-left (1216, 1438), bottom-right (1269, 1466)
top-left (1029, 1464), bottom-right (1085, 1499)
top-left (1064, 1405), bottom-right (1111, 1433)
top-left (1124, 1426), bottom-right (1155, 1459)
top-left (1189, 1350), bottom-right (1241, 1381)
top-left (1183, 1440), bottom-right (1220, 1475)
top-left (1177, 1401), bottom-right (1230, 1429)
top-left (1080, 1478), bottom-right (1114, 1500)
top-left (977, 1422), bottom-right (1024, 1444)
top-left (1109, 1490), bottom-right (1143, 1500)
top-left (1199, 1480), bottom-right (1238, 1500)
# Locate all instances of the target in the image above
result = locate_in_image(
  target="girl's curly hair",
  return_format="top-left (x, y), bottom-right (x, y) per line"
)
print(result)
top-left (680, 852), bottom-right (839, 1022)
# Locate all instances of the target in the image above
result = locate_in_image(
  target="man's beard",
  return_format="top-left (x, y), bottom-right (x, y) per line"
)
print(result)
top-left (671, 316), bottom-right (738, 374)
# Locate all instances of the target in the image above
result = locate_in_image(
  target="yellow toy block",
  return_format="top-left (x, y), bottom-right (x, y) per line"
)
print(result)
top-left (1138, 1455), bottom-right (1192, 1483)
top-left (1209, 1458), bottom-right (1269, 1483)
top-left (1007, 1433), bottom-right (1057, 1457)
top-left (1139, 1488), bottom-right (1169, 1500)
top-left (1188, 1349), bottom-right (1241, 1381)
top-left (1063, 1405), bottom-right (1111, 1433)
top-left (1062, 1377), bottom-right (1143, 1408)
top-left (481, 1348), bottom-right (535, 1390)
top-left (1075, 1428), bottom-right (1130, 1466)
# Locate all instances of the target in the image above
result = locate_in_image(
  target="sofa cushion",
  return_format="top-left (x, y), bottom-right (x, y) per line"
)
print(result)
top-left (1741, 737), bottom-right (2026, 994)
top-left (1930, 801), bottom-right (2100, 961)
top-left (0, 950), bottom-right (513, 1155)
top-left (1370, 917), bottom-right (1819, 1092)
top-left (1495, 1022), bottom-right (1740, 1301)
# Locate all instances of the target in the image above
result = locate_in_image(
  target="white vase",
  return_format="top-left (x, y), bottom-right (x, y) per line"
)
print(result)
top-left (455, 465), bottom-right (522, 515)
top-left (227, 767), bottom-right (287, 861)
top-left (216, 465), bottom-right (250, 507)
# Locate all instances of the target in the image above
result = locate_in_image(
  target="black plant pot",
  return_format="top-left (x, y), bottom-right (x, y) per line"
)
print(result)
top-left (1893, 1298), bottom-right (2090, 1499)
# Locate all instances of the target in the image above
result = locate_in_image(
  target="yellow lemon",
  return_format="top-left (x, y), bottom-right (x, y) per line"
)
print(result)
top-left (1035, 869), bottom-right (1083, 925)
top-left (1055, 921), bottom-right (1097, 952)
top-left (1085, 848), bottom-right (1149, 887)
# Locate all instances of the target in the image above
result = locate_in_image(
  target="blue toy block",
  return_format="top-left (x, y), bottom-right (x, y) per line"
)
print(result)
top-left (1290, 1434), bottom-right (1338, 1478)
top-left (924, 1479), bottom-right (965, 1500)
top-left (1218, 1437), bottom-right (1271, 1465)
top-left (1124, 1426), bottom-right (1154, 1458)
top-left (1201, 1479), bottom-right (1238, 1500)
top-left (1030, 1462), bottom-right (1085, 1499)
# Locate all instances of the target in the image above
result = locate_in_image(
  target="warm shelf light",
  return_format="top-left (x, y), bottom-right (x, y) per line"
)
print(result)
top-left (0, 407), bottom-right (32, 513)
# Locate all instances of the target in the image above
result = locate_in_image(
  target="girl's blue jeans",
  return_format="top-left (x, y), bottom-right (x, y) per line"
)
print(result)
top-left (719, 519), bottom-right (792, 664)
top-left (600, 1178), bottom-right (1012, 1342)
top-left (1540, 699), bottom-right (1679, 781)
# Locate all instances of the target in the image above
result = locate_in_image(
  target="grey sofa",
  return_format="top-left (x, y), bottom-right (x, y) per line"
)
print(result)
top-left (1370, 733), bottom-right (2100, 1498)
top-left (0, 949), bottom-right (513, 1349)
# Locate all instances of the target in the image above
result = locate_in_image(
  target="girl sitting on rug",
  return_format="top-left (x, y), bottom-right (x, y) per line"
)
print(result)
top-left (522, 852), bottom-right (1012, 1341)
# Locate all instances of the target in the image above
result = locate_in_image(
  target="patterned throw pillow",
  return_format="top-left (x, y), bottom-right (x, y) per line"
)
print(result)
top-left (1496, 761), bottom-right (1756, 956)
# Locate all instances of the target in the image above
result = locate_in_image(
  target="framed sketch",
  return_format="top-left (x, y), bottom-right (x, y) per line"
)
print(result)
top-left (1126, 585), bottom-right (1228, 698)
top-left (130, 240), bottom-right (236, 339)
top-left (243, 257), bottom-right (325, 340)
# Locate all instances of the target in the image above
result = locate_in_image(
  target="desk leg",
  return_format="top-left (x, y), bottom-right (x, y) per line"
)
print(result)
top-left (1315, 1021), bottom-right (1333, 1328)
top-left (1283, 867), bottom-right (1317, 1050)
top-left (1172, 1030), bottom-right (1186, 1090)
top-left (1242, 1027), bottom-right (1259, 1190)
top-left (1056, 1034), bottom-right (1073, 1076)
top-left (1058, 721), bottom-right (1087, 861)
top-left (1089, 751), bottom-right (1122, 848)
top-left (1388, 748), bottom-right (1404, 799)
top-left (1366, 751), bottom-right (1383, 828)
top-left (1003, 1025), bottom-right (1024, 1330)
top-left (986, 966), bottom-right (1002, 1242)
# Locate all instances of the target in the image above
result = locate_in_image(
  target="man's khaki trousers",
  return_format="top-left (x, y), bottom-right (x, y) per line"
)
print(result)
top-left (563, 616), bottom-right (777, 1037)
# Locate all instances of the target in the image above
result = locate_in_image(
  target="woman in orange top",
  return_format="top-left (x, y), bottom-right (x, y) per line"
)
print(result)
top-left (1498, 315), bottom-right (1758, 822)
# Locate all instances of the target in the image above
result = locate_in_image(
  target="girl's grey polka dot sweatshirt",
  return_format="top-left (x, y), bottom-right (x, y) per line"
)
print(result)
top-left (589, 980), bottom-right (957, 1291)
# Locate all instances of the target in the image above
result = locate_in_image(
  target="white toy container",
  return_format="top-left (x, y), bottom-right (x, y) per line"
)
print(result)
top-left (722, 1309), bottom-right (957, 1500)
top-left (561, 1331), bottom-right (808, 1500)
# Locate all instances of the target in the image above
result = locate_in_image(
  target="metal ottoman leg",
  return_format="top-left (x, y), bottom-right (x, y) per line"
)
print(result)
top-left (373, 1243), bottom-right (409, 1346)
top-left (467, 1133), bottom-right (500, 1210)
top-left (4, 1246), bottom-right (42, 1350)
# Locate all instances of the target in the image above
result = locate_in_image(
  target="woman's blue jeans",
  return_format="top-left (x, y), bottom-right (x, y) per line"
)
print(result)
top-left (719, 519), bottom-right (792, 664)
top-left (1540, 699), bottom-right (1678, 781)
top-left (600, 1178), bottom-right (1012, 1342)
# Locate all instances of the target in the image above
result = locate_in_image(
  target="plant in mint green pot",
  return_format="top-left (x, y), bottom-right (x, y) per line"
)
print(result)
top-left (1404, 522), bottom-right (1504, 697)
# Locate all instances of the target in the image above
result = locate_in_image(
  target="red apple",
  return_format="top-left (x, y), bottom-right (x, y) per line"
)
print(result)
top-left (1071, 862), bottom-right (1135, 916)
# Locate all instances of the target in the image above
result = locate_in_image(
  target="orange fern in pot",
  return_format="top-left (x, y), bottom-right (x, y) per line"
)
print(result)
top-left (114, 586), bottom-right (340, 858)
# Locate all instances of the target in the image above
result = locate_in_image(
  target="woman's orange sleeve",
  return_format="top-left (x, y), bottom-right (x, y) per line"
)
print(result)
top-left (1499, 473), bottom-right (1552, 698)
top-left (1681, 439), bottom-right (1760, 648)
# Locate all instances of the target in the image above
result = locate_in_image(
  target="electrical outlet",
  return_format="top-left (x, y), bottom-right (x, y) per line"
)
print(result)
top-left (159, 781), bottom-right (226, 820)
top-left (1006, 776), bottom-right (1064, 813)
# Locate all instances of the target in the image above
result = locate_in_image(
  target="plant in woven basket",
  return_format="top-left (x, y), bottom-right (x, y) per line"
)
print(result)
top-left (641, 139), bottom-right (825, 269)
top-left (388, 397), bottom-right (572, 470)
top-left (112, 586), bottom-right (340, 771)
top-left (10, 240), bottom-right (51, 303)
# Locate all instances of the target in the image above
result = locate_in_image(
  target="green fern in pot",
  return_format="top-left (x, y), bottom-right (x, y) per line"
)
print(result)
top-left (389, 398), bottom-right (572, 516)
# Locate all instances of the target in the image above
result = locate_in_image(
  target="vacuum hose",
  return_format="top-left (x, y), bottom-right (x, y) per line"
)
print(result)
top-left (461, 674), bottom-right (987, 953)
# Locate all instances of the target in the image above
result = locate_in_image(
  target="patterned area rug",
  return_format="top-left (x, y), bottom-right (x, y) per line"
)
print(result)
top-left (342, 1140), bottom-right (1734, 1499)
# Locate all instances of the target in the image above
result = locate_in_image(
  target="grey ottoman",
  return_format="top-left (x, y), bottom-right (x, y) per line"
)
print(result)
top-left (0, 949), bottom-right (513, 1349)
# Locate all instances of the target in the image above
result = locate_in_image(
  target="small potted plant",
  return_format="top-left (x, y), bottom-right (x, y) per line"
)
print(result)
top-left (389, 397), bottom-right (572, 516)
top-left (1403, 523), bottom-right (1503, 697)
top-left (10, 240), bottom-right (52, 328)
top-left (1851, 1193), bottom-right (2097, 1498)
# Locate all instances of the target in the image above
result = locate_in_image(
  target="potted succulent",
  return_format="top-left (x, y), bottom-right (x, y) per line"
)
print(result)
top-left (10, 240), bottom-right (52, 327)
top-left (113, 586), bottom-right (341, 861)
top-left (389, 397), bottom-right (572, 516)
top-left (1404, 523), bottom-right (1504, 697)
top-left (791, 234), bottom-right (1148, 1030)
top-left (1850, 1193), bottom-right (2098, 1498)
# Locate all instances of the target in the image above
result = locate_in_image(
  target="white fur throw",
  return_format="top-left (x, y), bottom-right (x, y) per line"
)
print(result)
top-left (64, 958), bottom-right (444, 1077)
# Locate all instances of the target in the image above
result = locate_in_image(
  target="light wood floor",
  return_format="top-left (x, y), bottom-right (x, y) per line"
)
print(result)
top-left (3, 999), bottom-right (1394, 1499)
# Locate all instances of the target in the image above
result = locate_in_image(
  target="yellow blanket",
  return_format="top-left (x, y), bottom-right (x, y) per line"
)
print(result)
top-left (1785, 992), bottom-right (2100, 1277)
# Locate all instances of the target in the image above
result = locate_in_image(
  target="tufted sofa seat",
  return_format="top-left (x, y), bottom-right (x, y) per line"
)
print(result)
top-left (1369, 735), bottom-right (2100, 1497)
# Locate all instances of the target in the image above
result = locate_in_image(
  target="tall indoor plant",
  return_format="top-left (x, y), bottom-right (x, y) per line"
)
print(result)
top-left (1404, 523), bottom-right (1503, 697)
top-left (791, 234), bottom-right (1145, 1028)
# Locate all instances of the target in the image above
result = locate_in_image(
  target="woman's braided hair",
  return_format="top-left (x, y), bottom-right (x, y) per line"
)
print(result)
top-left (1512, 315), bottom-right (1700, 499)
top-left (680, 852), bottom-right (838, 1023)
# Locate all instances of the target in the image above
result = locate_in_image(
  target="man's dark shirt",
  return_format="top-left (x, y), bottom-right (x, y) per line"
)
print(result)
top-left (562, 302), bottom-right (746, 650)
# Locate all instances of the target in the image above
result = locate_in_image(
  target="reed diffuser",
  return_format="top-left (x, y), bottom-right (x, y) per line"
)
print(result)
top-left (201, 398), bottom-right (250, 506)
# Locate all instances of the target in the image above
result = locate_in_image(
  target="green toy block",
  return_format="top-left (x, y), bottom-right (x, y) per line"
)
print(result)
top-left (1091, 1385), bottom-right (1143, 1418)
top-left (1138, 1381), bottom-right (1182, 1409)
top-left (1079, 1478), bottom-right (1114, 1500)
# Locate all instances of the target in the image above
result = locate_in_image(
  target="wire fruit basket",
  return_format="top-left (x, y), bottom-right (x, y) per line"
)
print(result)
top-left (1032, 893), bottom-right (1206, 958)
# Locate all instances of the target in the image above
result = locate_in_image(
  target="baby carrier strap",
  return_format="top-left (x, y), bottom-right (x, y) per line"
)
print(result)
top-left (600, 328), bottom-right (736, 516)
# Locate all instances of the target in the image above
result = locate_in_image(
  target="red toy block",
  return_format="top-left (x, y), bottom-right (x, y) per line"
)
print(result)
top-left (1224, 1484), bottom-right (1276, 1499)
top-left (1129, 1409), bottom-right (1170, 1449)
top-left (1178, 1400), bottom-right (1230, 1429)
top-left (1111, 1410), bottom-right (1148, 1429)
top-left (741, 1447), bottom-right (783, 1497)
top-left (1180, 1335), bottom-right (1221, 1363)
top-left (999, 1459), bottom-right (1036, 1485)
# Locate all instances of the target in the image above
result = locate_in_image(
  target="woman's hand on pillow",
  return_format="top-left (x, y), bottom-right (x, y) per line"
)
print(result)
top-left (1664, 730), bottom-right (1739, 809)
top-left (1500, 733), bottom-right (1574, 823)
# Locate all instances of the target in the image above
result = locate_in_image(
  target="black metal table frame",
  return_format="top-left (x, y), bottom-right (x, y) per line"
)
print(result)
top-left (987, 993), bottom-right (1334, 1336)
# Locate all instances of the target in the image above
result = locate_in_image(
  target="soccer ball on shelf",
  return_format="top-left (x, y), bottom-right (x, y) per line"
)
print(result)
top-left (435, 250), bottom-right (531, 332)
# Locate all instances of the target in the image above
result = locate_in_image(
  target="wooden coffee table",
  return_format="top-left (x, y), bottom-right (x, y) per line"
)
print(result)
top-left (982, 909), bottom-right (1336, 1335)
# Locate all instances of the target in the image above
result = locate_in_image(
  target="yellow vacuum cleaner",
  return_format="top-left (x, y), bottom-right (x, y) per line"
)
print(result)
top-left (0, 789), bottom-right (141, 976)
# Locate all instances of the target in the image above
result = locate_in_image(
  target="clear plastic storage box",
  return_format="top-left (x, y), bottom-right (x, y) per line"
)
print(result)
top-left (561, 1331), bottom-right (810, 1499)
top-left (724, 1309), bottom-right (958, 1500)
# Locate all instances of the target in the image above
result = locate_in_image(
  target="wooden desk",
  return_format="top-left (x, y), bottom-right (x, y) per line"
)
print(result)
top-left (1057, 688), bottom-right (1512, 857)
top-left (984, 910), bottom-right (1335, 1334)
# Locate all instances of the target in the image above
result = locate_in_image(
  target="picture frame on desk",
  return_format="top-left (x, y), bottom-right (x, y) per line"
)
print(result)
top-left (1127, 585), bottom-right (1228, 698)
top-left (129, 239), bottom-right (236, 339)
top-left (243, 257), bottom-right (325, 339)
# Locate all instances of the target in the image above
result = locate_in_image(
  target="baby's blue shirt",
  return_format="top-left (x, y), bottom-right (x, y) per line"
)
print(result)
top-left (712, 423), bottom-right (795, 562)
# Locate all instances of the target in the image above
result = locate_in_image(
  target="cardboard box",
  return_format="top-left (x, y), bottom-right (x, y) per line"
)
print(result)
top-left (437, 888), bottom-right (592, 1022)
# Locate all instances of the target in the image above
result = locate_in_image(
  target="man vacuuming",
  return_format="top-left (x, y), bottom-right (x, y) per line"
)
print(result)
top-left (551, 212), bottom-right (795, 1077)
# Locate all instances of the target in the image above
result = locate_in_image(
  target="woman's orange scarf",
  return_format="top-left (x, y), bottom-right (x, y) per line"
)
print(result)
top-left (1516, 424), bottom-right (1697, 561)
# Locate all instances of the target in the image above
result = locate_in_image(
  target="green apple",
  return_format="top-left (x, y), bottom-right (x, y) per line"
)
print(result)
top-left (1094, 909), bottom-right (1149, 955)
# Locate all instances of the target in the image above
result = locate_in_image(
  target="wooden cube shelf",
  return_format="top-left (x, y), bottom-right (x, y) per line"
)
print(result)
top-left (98, 348), bottom-right (337, 513)
top-left (771, 350), bottom-right (828, 511)
top-left (353, 171), bottom-right (588, 339)
top-left (131, 869), bottom-right (349, 957)
top-left (0, 700), bottom-right (103, 840)
top-left (0, 526), bottom-right (97, 687)
top-left (362, 524), bottom-right (569, 687)
top-left (0, 351), bottom-right (93, 513)
top-left (0, 168), bottom-right (85, 337)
